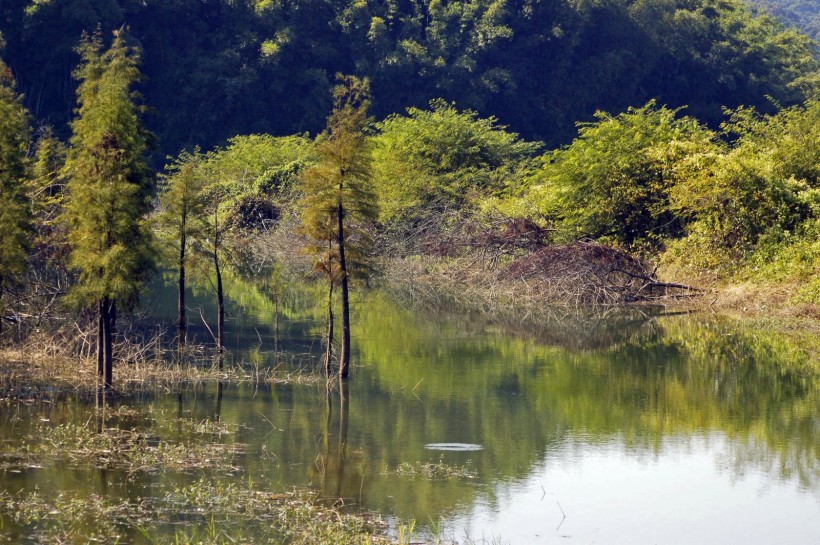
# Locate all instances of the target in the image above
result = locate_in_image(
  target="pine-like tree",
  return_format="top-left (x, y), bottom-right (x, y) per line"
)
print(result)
top-left (157, 149), bottom-right (206, 357)
top-left (300, 75), bottom-right (377, 378)
top-left (0, 57), bottom-right (32, 339)
top-left (63, 29), bottom-right (155, 390)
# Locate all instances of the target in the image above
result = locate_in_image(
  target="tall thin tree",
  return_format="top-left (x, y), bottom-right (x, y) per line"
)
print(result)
top-left (0, 57), bottom-right (32, 339)
top-left (300, 75), bottom-right (377, 378)
top-left (63, 29), bottom-right (154, 391)
top-left (158, 149), bottom-right (206, 357)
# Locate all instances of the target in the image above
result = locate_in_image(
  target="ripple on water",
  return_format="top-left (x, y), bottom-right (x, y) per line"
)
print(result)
top-left (424, 443), bottom-right (484, 452)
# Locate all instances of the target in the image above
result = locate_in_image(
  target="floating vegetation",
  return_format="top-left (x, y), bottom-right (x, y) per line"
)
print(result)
top-left (0, 418), bottom-right (255, 476)
top-left (0, 479), bottom-right (389, 545)
top-left (389, 459), bottom-right (478, 480)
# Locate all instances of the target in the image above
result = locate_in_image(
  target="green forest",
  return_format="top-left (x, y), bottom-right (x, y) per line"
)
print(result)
top-left (1, 0), bottom-right (818, 155)
top-left (748, 0), bottom-right (820, 39)
top-left (1, 0), bottom-right (820, 380)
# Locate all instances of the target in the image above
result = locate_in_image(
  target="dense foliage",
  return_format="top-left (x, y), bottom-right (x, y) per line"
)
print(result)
top-left (747, 0), bottom-right (820, 39)
top-left (0, 0), bottom-right (817, 160)
top-left (1, 0), bottom-right (820, 362)
top-left (372, 100), bottom-right (538, 222)
top-left (503, 102), bottom-right (719, 251)
top-left (494, 98), bottom-right (820, 298)
top-left (0, 56), bottom-right (32, 335)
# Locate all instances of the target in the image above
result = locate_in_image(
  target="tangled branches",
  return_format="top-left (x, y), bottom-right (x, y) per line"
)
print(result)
top-left (500, 241), bottom-right (701, 306)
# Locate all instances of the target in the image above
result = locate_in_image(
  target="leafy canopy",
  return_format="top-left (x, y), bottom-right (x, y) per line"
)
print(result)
top-left (63, 29), bottom-right (155, 309)
top-left (517, 101), bottom-right (719, 251)
top-left (372, 99), bottom-right (539, 221)
top-left (300, 75), bottom-right (378, 281)
top-left (0, 57), bottom-right (32, 285)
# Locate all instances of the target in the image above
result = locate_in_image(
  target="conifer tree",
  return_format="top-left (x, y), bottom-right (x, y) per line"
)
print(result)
top-left (300, 75), bottom-right (377, 378)
top-left (158, 149), bottom-right (206, 356)
top-left (63, 29), bottom-right (154, 390)
top-left (0, 57), bottom-right (32, 339)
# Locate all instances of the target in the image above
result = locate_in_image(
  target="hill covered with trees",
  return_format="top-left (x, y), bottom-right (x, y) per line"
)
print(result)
top-left (0, 0), bottom-right (817, 160)
top-left (747, 0), bottom-right (820, 39)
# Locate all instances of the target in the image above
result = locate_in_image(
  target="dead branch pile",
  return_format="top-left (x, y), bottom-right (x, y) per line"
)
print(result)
top-left (500, 241), bottom-right (700, 306)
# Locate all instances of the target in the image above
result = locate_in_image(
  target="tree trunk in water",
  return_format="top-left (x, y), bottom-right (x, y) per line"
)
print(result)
top-left (215, 246), bottom-right (224, 369)
top-left (102, 297), bottom-right (114, 391)
top-left (0, 277), bottom-right (4, 338)
top-left (212, 204), bottom-right (224, 370)
top-left (337, 200), bottom-right (351, 378)
top-left (214, 381), bottom-right (224, 422)
top-left (325, 280), bottom-right (334, 375)
top-left (321, 387), bottom-right (332, 487)
top-left (97, 298), bottom-right (105, 379)
top-left (178, 231), bottom-right (187, 359)
top-left (336, 378), bottom-right (349, 497)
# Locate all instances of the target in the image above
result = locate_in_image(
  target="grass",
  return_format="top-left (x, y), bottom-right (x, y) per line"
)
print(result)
top-left (388, 459), bottom-right (477, 480)
top-left (0, 338), bottom-right (323, 403)
top-left (0, 479), bottom-right (388, 545)
top-left (0, 411), bottom-right (387, 544)
top-left (0, 409), bottom-right (504, 544)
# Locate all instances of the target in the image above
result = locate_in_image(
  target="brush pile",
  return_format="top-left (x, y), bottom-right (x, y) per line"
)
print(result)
top-left (500, 241), bottom-right (699, 306)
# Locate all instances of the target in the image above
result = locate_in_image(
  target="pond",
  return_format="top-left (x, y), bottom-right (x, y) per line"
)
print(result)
top-left (1, 278), bottom-right (818, 544)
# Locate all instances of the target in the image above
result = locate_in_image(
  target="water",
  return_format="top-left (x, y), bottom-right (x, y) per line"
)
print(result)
top-left (1, 279), bottom-right (818, 543)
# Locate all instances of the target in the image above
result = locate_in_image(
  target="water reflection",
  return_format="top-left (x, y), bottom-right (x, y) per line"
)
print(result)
top-left (0, 280), bottom-right (818, 543)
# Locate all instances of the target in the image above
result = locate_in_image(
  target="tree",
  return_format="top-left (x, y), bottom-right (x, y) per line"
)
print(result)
top-left (667, 100), bottom-right (820, 269)
top-left (521, 101), bottom-right (719, 252)
top-left (0, 56), bottom-right (32, 338)
top-left (63, 29), bottom-right (155, 391)
top-left (197, 180), bottom-right (230, 361)
top-left (157, 149), bottom-right (206, 356)
top-left (372, 99), bottom-right (540, 222)
top-left (300, 75), bottom-right (377, 378)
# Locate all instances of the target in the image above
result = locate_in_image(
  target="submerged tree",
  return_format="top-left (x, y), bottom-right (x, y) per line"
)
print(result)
top-left (301, 75), bottom-right (377, 378)
top-left (0, 57), bottom-right (32, 339)
top-left (63, 29), bottom-right (154, 391)
top-left (158, 149), bottom-right (206, 356)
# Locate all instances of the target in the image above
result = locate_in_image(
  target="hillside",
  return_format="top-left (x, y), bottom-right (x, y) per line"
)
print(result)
top-left (747, 0), bottom-right (820, 39)
top-left (1, 0), bottom-right (817, 160)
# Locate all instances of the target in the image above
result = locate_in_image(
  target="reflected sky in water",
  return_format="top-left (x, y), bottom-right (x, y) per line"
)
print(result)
top-left (1, 278), bottom-right (818, 543)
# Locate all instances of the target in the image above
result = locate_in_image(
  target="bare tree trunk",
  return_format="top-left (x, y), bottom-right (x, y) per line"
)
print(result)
top-left (102, 297), bottom-right (114, 391)
top-left (337, 200), bottom-right (351, 378)
top-left (213, 205), bottom-right (224, 368)
top-left (97, 298), bottom-right (105, 379)
top-left (178, 229), bottom-right (187, 358)
top-left (215, 246), bottom-right (224, 367)
top-left (325, 280), bottom-right (334, 375)
top-left (0, 276), bottom-right (4, 338)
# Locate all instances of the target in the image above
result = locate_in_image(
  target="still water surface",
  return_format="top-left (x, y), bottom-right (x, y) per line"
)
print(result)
top-left (1, 281), bottom-right (818, 543)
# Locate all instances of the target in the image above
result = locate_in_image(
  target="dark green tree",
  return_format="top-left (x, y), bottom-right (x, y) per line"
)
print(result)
top-left (301, 75), bottom-right (378, 378)
top-left (63, 29), bottom-right (155, 391)
top-left (0, 57), bottom-right (32, 338)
